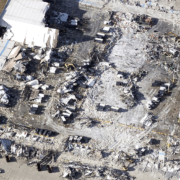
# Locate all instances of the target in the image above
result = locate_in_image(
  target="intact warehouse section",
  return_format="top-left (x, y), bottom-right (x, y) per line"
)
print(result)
top-left (0, 0), bottom-right (180, 180)
top-left (0, 0), bottom-right (58, 48)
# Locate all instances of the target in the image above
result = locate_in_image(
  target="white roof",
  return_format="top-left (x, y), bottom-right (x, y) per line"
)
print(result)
top-left (152, 97), bottom-right (158, 101)
top-left (104, 21), bottom-right (110, 25)
top-left (61, 116), bottom-right (66, 122)
top-left (1, 0), bottom-right (58, 48)
top-left (71, 20), bottom-right (78, 26)
top-left (4, 0), bottom-right (49, 26)
top-left (38, 93), bottom-right (44, 97)
top-left (49, 67), bottom-right (56, 73)
top-left (103, 26), bottom-right (110, 31)
top-left (0, 39), bottom-right (14, 60)
top-left (71, 20), bottom-right (78, 23)
top-left (32, 104), bottom-right (38, 108)
top-left (111, 106), bottom-right (119, 110)
top-left (160, 86), bottom-right (166, 90)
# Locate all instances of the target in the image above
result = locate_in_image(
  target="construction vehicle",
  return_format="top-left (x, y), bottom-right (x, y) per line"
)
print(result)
top-left (65, 63), bottom-right (75, 70)
top-left (167, 32), bottom-right (177, 37)
top-left (167, 143), bottom-right (171, 148)
top-left (126, 157), bottom-right (134, 163)
top-left (167, 32), bottom-right (180, 42)
top-left (122, 165), bottom-right (128, 171)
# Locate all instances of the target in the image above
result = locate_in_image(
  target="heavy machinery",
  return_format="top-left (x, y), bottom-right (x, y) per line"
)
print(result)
top-left (65, 63), bottom-right (75, 71)
top-left (122, 165), bottom-right (128, 171)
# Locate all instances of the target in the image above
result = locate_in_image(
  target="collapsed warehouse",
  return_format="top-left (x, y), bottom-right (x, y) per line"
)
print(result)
top-left (0, 0), bottom-right (180, 179)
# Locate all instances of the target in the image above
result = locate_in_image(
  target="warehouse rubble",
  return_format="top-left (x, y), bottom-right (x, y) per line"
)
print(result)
top-left (0, 0), bottom-right (180, 179)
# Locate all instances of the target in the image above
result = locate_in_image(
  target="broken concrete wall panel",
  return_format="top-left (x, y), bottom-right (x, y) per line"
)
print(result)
top-left (29, 89), bottom-right (39, 100)
top-left (14, 52), bottom-right (25, 61)
top-left (0, 58), bottom-right (7, 70)
top-left (8, 45), bottom-right (21, 59)
top-left (2, 58), bottom-right (16, 72)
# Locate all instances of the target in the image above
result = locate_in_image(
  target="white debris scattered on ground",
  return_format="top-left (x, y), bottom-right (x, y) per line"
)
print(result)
top-left (0, 0), bottom-right (180, 179)
top-left (108, 13), bottom-right (148, 73)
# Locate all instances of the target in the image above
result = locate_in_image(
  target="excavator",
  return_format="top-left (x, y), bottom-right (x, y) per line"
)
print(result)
top-left (166, 32), bottom-right (180, 42)
top-left (120, 151), bottom-right (135, 171)
top-left (122, 165), bottom-right (128, 171)
top-left (65, 63), bottom-right (75, 70)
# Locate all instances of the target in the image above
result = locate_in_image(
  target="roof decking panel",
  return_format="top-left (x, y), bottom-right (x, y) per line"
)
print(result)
top-left (3, 0), bottom-right (49, 26)
top-left (0, 39), bottom-right (15, 59)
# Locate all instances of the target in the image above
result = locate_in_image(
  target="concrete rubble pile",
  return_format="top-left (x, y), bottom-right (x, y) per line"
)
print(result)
top-left (0, 125), bottom-right (58, 166)
top-left (64, 135), bottom-right (91, 152)
top-left (0, 85), bottom-right (9, 106)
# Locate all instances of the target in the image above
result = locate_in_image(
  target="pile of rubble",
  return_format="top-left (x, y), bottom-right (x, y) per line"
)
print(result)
top-left (62, 162), bottom-right (134, 180)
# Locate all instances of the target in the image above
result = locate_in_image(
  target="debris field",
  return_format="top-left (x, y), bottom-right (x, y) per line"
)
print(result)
top-left (1, 0), bottom-right (180, 179)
